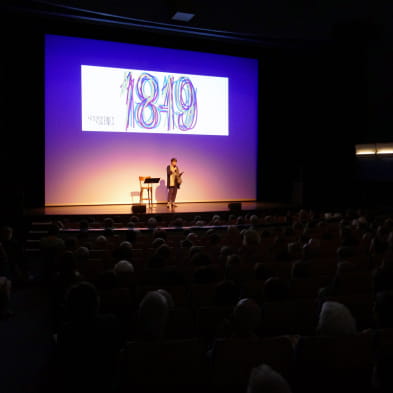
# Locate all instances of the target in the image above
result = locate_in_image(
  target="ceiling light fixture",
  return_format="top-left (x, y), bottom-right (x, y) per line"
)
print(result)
top-left (171, 11), bottom-right (195, 22)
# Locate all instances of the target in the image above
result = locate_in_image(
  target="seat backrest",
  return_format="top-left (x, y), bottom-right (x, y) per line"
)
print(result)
top-left (196, 306), bottom-right (233, 341)
top-left (211, 336), bottom-right (294, 392)
top-left (122, 338), bottom-right (208, 393)
top-left (326, 293), bottom-right (375, 330)
top-left (260, 299), bottom-right (318, 336)
top-left (293, 334), bottom-right (374, 393)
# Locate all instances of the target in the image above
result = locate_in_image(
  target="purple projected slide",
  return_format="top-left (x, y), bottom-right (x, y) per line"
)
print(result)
top-left (45, 34), bottom-right (258, 205)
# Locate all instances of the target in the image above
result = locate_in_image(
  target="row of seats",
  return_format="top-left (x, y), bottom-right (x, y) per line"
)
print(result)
top-left (111, 332), bottom-right (391, 393)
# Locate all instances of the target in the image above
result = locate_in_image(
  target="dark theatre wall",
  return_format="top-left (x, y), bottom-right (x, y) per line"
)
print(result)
top-left (1, 7), bottom-right (392, 217)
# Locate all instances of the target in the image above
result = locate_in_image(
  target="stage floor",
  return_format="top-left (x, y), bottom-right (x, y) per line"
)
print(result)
top-left (25, 201), bottom-right (292, 216)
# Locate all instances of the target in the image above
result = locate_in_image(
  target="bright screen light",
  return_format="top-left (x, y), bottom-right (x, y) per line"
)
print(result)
top-left (45, 34), bottom-right (258, 205)
top-left (82, 65), bottom-right (228, 135)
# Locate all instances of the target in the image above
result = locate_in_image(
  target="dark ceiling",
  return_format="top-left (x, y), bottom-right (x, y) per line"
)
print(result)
top-left (4, 0), bottom-right (391, 46)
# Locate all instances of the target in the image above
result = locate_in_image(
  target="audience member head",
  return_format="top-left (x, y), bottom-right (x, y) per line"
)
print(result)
top-left (226, 253), bottom-right (241, 267)
top-left (138, 290), bottom-right (169, 340)
top-left (103, 227), bottom-right (115, 239)
top-left (291, 260), bottom-right (311, 279)
top-left (173, 216), bottom-right (184, 227)
top-left (232, 298), bottom-right (262, 338)
top-left (46, 223), bottom-right (61, 237)
top-left (113, 240), bottom-right (133, 262)
top-left (214, 280), bottom-right (240, 307)
top-left (157, 243), bottom-right (171, 259)
top-left (103, 217), bottom-right (114, 229)
top-left (380, 254), bottom-right (393, 272)
top-left (336, 260), bottom-right (356, 275)
top-left (149, 243), bottom-right (171, 268)
top-left (287, 242), bottom-right (303, 261)
top-left (193, 265), bottom-right (218, 284)
top-left (152, 228), bottom-right (167, 241)
top-left (272, 234), bottom-right (288, 260)
top-left (113, 260), bottom-right (135, 287)
top-left (95, 270), bottom-right (117, 291)
top-left (242, 229), bottom-right (261, 248)
top-left (190, 249), bottom-right (211, 266)
top-left (339, 225), bottom-right (357, 246)
top-left (254, 263), bottom-right (273, 281)
top-left (302, 238), bottom-right (320, 259)
top-left (65, 281), bottom-right (100, 322)
top-left (79, 219), bottom-right (89, 232)
top-left (156, 288), bottom-right (175, 309)
top-left (228, 214), bottom-right (237, 224)
top-left (211, 214), bottom-right (222, 226)
top-left (75, 246), bottom-right (89, 268)
top-left (337, 246), bottom-right (355, 262)
top-left (219, 245), bottom-right (232, 262)
top-left (316, 301), bottom-right (356, 336)
top-left (247, 364), bottom-right (292, 393)
top-left (0, 276), bottom-right (11, 319)
top-left (152, 237), bottom-right (166, 249)
top-left (206, 229), bottom-right (221, 247)
top-left (64, 236), bottom-right (78, 252)
top-left (249, 215), bottom-right (259, 227)
top-left (263, 277), bottom-right (289, 302)
top-left (186, 232), bottom-right (198, 245)
top-left (147, 217), bottom-right (158, 229)
top-left (58, 250), bottom-right (78, 276)
top-left (226, 225), bottom-right (242, 246)
top-left (225, 254), bottom-right (242, 279)
top-left (94, 235), bottom-right (108, 250)
top-left (193, 215), bottom-right (202, 224)
top-left (129, 215), bottom-right (139, 225)
top-left (180, 238), bottom-right (193, 249)
top-left (125, 228), bottom-right (137, 244)
top-left (236, 215), bottom-right (245, 226)
top-left (374, 290), bottom-right (393, 329)
top-left (0, 226), bottom-right (13, 242)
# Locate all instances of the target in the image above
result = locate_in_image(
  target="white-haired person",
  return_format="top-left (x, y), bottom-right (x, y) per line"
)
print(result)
top-left (137, 290), bottom-right (170, 341)
top-left (113, 260), bottom-right (135, 288)
top-left (316, 300), bottom-right (357, 336)
top-left (112, 240), bottom-right (133, 263)
top-left (239, 229), bottom-right (262, 264)
top-left (207, 298), bottom-right (263, 360)
top-left (247, 364), bottom-right (292, 393)
top-left (232, 298), bottom-right (262, 339)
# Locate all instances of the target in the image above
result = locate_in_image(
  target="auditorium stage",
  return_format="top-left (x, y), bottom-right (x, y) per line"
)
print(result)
top-left (25, 201), bottom-right (293, 217)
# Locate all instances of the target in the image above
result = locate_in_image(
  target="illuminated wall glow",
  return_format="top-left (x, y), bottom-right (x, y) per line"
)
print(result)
top-left (356, 143), bottom-right (393, 156)
top-left (376, 143), bottom-right (393, 155)
top-left (45, 34), bottom-right (258, 205)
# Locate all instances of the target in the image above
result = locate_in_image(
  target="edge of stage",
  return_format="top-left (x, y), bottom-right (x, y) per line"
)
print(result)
top-left (24, 201), bottom-right (294, 218)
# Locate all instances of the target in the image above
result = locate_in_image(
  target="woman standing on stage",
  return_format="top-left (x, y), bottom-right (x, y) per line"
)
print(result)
top-left (166, 158), bottom-right (183, 208)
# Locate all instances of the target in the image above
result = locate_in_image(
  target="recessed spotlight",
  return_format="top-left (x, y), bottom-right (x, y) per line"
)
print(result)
top-left (171, 11), bottom-right (195, 22)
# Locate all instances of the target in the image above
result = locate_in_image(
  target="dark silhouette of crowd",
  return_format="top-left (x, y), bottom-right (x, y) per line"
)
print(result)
top-left (3, 208), bottom-right (393, 393)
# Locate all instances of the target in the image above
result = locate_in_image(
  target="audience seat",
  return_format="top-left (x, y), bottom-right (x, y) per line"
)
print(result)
top-left (189, 283), bottom-right (218, 309)
top-left (326, 293), bottom-right (375, 330)
top-left (293, 333), bottom-right (374, 393)
top-left (118, 338), bottom-right (208, 393)
top-left (260, 299), bottom-right (319, 336)
top-left (196, 306), bottom-right (233, 342)
top-left (165, 307), bottom-right (196, 339)
top-left (210, 336), bottom-right (294, 393)
top-left (289, 276), bottom-right (330, 298)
